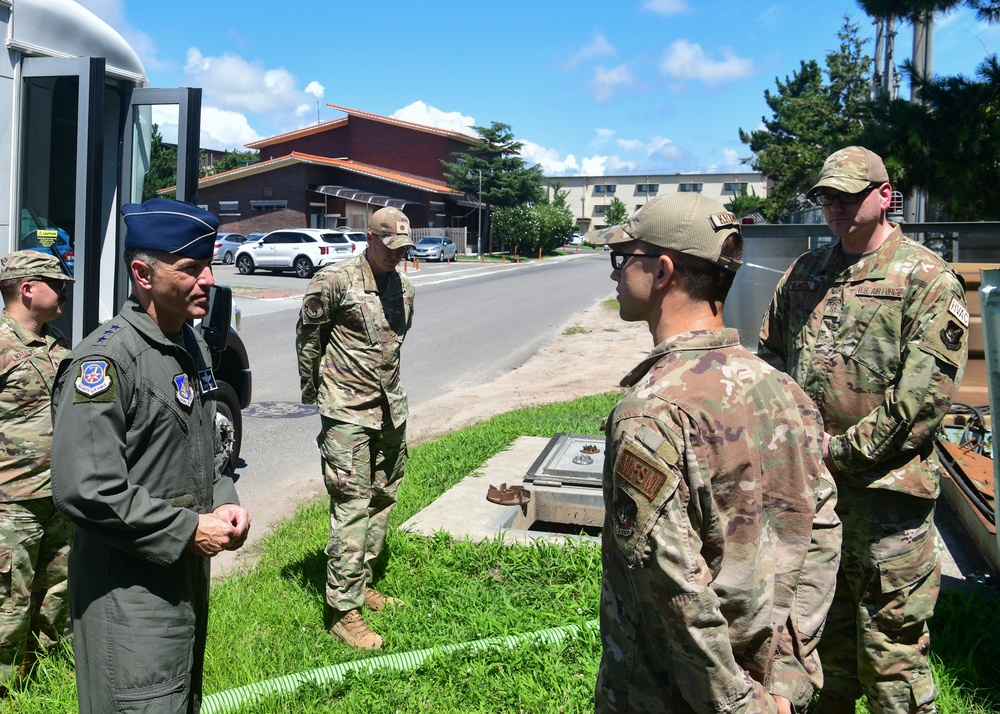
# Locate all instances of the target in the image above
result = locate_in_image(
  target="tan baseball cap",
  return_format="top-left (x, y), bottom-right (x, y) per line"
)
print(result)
top-left (368, 207), bottom-right (414, 250)
top-left (590, 193), bottom-right (742, 272)
top-left (0, 250), bottom-right (75, 283)
top-left (807, 146), bottom-right (889, 198)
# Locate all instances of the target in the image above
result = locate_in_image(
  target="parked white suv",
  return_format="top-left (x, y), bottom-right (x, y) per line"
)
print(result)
top-left (234, 229), bottom-right (356, 278)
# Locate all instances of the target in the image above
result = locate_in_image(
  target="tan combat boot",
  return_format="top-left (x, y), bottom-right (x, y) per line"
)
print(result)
top-left (329, 609), bottom-right (383, 650)
top-left (364, 587), bottom-right (403, 611)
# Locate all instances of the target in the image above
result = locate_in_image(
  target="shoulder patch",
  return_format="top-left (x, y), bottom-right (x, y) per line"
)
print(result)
top-left (948, 297), bottom-right (970, 328)
top-left (615, 441), bottom-right (669, 501)
top-left (303, 296), bottom-right (325, 321)
top-left (74, 360), bottom-right (116, 402)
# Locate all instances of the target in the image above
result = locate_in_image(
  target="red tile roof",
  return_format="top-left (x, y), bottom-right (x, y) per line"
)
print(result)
top-left (197, 151), bottom-right (462, 195)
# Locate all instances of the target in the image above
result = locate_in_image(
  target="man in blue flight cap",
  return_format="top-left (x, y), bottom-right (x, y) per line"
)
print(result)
top-left (51, 198), bottom-right (251, 713)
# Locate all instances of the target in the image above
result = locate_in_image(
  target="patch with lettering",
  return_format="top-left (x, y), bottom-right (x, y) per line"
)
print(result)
top-left (174, 374), bottom-right (195, 407)
top-left (941, 321), bottom-right (965, 351)
top-left (612, 487), bottom-right (637, 537)
top-left (75, 360), bottom-right (112, 397)
top-left (198, 368), bottom-right (218, 394)
top-left (787, 280), bottom-right (818, 292)
top-left (856, 286), bottom-right (905, 298)
top-left (948, 298), bottom-right (970, 328)
top-left (303, 296), bottom-right (324, 320)
top-left (615, 441), bottom-right (668, 501)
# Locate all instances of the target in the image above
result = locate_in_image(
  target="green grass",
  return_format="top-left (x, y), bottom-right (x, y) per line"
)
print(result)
top-left (4, 392), bottom-right (1000, 713)
top-left (562, 325), bottom-right (587, 335)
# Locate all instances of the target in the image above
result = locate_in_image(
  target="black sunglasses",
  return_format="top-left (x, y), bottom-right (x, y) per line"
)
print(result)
top-left (812, 184), bottom-right (881, 207)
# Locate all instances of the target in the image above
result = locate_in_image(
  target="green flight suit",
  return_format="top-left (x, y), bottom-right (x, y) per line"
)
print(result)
top-left (51, 297), bottom-right (239, 714)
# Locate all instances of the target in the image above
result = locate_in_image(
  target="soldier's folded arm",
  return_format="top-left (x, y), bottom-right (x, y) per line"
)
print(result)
top-left (50, 358), bottom-right (200, 568)
top-left (828, 276), bottom-right (967, 475)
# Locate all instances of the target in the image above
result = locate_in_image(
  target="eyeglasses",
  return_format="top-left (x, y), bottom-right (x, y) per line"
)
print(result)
top-left (609, 251), bottom-right (662, 270)
top-left (609, 250), bottom-right (686, 272)
top-left (31, 277), bottom-right (68, 290)
top-left (812, 184), bottom-right (880, 207)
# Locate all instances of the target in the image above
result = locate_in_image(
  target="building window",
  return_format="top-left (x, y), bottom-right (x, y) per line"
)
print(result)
top-left (593, 184), bottom-right (617, 195)
top-left (723, 182), bottom-right (748, 193)
top-left (595, 205), bottom-right (608, 214)
top-left (251, 200), bottom-right (287, 211)
top-left (636, 184), bottom-right (659, 194)
top-left (219, 200), bottom-right (239, 212)
top-left (678, 183), bottom-right (703, 192)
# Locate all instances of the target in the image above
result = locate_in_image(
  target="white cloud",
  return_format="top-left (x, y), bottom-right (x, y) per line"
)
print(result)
top-left (184, 49), bottom-right (309, 114)
top-left (659, 40), bottom-right (754, 86)
top-left (706, 148), bottom-right (745, 172)
top-left (614, 135), bottom-right (679, 158)
top-left (642, 0), bottom-right (691, 16)
top-left (617, 139), bottom-right (645, 152)
top-left (591, 128), bottom-right (616, 147)
top-left (581, 155), bottom-right (608, 176)
top-left (563, 33), bottom-right (617, 70)
top-left (199, 108), bottom-right (261, 150)
top-left (391, 101), bottom-right (476, 135)
top-left (520, 140), bottom-right (581, 174)
top-left (590, 64), bottom-right (633, 102)
top-left (304, 81), bottom-right (325, 99)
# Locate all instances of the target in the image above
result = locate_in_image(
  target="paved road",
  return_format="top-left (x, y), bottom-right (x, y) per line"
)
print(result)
top-left (213, 251), bottom-right (616, 568)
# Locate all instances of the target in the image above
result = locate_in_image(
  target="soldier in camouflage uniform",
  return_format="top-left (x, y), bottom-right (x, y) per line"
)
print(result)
top-left (0, 251), bottom-right (74, 693)
top-left (759, 146), bottom-right (968, 714)
top-left (296, 207), bottom-right (415, 650)
top-left (595, 193), bottom-right (842, 714)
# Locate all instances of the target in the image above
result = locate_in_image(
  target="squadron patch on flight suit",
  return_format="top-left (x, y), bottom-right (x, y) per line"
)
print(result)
top-left (174, 374), bottom-right (195, 407)
top-left (198, 368), bottom-right (218, 393)
top-left (303, 297), bottom-right (324, 320)
top-left (74, 360), bottom-right (115, 402)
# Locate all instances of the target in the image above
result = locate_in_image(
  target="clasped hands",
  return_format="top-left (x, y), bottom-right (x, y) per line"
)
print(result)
top-left (186, 504), bottom-right (252, 557)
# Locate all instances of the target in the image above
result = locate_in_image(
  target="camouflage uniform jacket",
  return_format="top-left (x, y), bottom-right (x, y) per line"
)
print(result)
top-left (0, 310), bottom-right (70, 501)
top-left (296, 253), bottom-right (414, 429)
top-left (597, 329), bottom-right (841, 714)
top-left (758, 224), bottom-right (968, 499)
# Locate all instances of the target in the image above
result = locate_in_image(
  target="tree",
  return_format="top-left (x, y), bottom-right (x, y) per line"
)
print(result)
top-left (725, 186), bottom-right (768, 218)
top-left (204, 149), bottom-right (259, 176)
top-left (739, 16), bottom-right (871, 221)
top-left (442, 122), bottom-right (545, 252)
top-left (142, 124), bottom-right (177, 201)
top-left (860, 55), bottom-right (1000, 219)
top-left (492, 204), bottom-right (541, 255)
top-left (604, 197), bottom-right (629, 225)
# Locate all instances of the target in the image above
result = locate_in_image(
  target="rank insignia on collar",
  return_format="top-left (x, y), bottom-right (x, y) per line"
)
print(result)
top-left (174, 374), bottom-right (195, 407)
top-left (76, 360), bottom-right (112, 396)
top-left (198, 368), bottom-right (218, 393)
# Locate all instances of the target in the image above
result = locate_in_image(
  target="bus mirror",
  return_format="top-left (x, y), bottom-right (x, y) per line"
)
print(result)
top-left (203, 285), bottom-right (232, 355)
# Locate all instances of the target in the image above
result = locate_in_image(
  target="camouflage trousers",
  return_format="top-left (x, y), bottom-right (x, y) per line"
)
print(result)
top-left (318, 417), bottom-right (406, 612)
top-left (0, 497), bottom-right (73, 684)
top-left (816, 487), bottom-right (940, 714)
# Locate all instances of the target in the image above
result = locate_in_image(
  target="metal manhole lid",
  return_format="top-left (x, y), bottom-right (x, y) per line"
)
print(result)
top-left (525, 433), bottom-right (605, 488)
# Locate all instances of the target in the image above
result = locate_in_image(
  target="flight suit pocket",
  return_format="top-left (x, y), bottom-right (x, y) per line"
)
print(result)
top-left (113, 673), bottom-right (188, 712)
top-left (7, 359), bottom-right (50, 417)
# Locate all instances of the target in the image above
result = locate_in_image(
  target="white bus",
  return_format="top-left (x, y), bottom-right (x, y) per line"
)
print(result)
top-left (0, 0), bottom-right (251, 474)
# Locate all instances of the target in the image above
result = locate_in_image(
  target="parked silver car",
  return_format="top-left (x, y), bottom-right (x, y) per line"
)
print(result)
top-left (409, 235), bottom-right (458, 262)
top-left (234, 229), bottom-right (356, 278)
top-left (213, 232), bottom-right (246, 264)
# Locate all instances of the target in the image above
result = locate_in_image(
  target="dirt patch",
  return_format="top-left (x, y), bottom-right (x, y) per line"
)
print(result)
top-left (407, 298), bottom-right (650, 444)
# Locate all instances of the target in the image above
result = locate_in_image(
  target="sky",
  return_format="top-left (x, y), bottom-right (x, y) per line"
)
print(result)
top-left (76, 0), bottom-right (1000, 178)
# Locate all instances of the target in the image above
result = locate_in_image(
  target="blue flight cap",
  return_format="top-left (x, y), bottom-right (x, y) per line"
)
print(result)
top-left (121, 198), bottom-right (219, 260)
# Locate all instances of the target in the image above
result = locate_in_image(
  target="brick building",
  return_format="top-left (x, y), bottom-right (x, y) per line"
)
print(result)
top-left (195, 104), bottom-right (480, 243)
